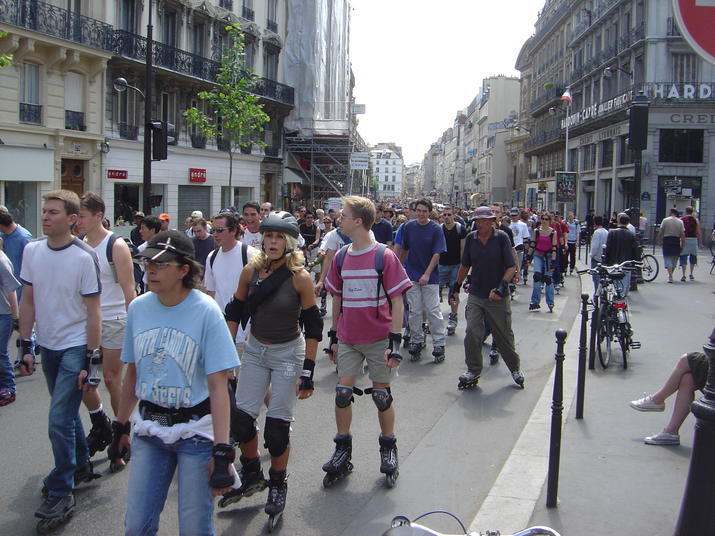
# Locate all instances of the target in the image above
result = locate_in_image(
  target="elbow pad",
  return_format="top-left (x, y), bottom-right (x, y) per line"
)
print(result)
top-left (300, 305), bottom-right (324, 341)
top-left (224, 298), bottom-right (246, 324)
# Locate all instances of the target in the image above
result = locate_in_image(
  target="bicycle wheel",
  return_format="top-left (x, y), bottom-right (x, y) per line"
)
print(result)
top-left (641, 254), bottom-right (659, 282)
top-left (596, 304), bottom-right (612, 369)
top-left (618, 324), bottom-right (629, 369)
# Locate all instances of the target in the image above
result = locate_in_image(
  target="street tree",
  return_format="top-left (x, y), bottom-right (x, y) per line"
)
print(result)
top-left (184, 24), bottom-right (269, 205)
top-left (0, 32), bottom-right (13, 69)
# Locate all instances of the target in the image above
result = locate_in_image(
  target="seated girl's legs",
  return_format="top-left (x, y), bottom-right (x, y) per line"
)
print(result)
top-left (125, 435), bottom-right (177, 536)
top-left (651, 353), bottom-right (692, 404)
top-left (663, 372), bottom-right (696, 436)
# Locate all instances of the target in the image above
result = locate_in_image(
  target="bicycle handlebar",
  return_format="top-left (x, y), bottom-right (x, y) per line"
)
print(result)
top-left (576, 260), bottom-right (643, 276)
top-left (383, 516), bottom-right (561, 536)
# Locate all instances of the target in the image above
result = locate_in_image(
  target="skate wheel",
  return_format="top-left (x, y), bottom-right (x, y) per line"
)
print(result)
top-left (36, 510), bottom-right (73, 535)
top-left (267, 512), bottom-right (282, 532)
top-left (385, 470), bottom-right (398, 488)
top-left (109, 461), bottom-right (126, 474)
top-left (322, 473), bottom-right (335, 488)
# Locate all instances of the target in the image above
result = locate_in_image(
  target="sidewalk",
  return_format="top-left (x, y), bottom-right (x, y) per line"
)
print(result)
top-left (471, 257), bottom-right (714, 535)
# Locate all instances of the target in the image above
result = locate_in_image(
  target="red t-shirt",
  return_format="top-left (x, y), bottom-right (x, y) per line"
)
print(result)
top-left (326, 243), bottom-right (412, 344)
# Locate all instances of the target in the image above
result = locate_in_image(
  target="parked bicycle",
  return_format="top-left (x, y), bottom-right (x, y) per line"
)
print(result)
top-left (578, 260), bottom-right (642, 369)
top-left (382, 512), bottom-right (561, 536)
top-left (637, 238), bottom-right (659, 282)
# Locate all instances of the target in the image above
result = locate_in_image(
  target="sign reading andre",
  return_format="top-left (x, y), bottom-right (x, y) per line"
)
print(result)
top-left (673, 0), bottom-right (715, 65)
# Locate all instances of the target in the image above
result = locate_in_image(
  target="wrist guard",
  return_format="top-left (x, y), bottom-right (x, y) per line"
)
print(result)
top-left (494, 280), bottom-right (510, 298)
top-left (84, 349), bottom-right (102, 386)
top-left (108, 420), bottom-right (131, 461)
top-left (299, 359), bottom-right (315, 391)
top-left (324, 329), bottom-right (338, 356)
top-left (387, 333), bottom-right (403, 362)
top-left (450, 282), bottom-right (461, 297)
top-left (21, 338), bottom-right (34, 356)
top-left (209, 443), bottom-right (236, 489)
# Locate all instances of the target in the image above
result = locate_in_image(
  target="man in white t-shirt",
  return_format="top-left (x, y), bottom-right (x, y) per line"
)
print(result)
top-left (76, 193), bottom-right (136, 465)
top-left (241, 202), bottom-right (263, 248)
top-left (18, 189), bottom-right (102, 521)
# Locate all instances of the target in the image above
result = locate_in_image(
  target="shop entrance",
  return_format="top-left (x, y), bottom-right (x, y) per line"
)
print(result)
top-left (656, 176), bottom-right (701, 222)
top-left (61, 159), bottom-right (85, 197)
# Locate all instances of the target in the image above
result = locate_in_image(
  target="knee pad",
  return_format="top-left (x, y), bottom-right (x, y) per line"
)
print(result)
top-left (335, 384), bottom-right (354, 408)
top-left (533, 272), bottom-right (543, 283)
top-left (543, 274), bottom-right (553, 285)
top-left (370, 387), bottom-right (393, 412)
top-left (263, 417), bottom-right (290, 457)
top-left (233, 409), bottom-right (257, 444)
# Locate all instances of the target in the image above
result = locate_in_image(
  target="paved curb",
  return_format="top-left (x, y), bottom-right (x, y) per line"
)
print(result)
top-left (468, 282), bottom-right (586, 534)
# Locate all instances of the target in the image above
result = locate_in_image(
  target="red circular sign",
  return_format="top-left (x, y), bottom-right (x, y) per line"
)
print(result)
top-left (673, 0), bottom-right (715, 64)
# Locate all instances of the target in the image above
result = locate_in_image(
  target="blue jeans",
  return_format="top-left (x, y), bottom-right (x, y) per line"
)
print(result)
top-left (125, 434), bottom-right (215, 536)
top-left (613, 271), bottom-right (631, 298)
top-left (0, 314), bottom-right (14, 393)
top-left (41, 345), bottom-right (89, 497)
top-left (530, 254), bottom-right (555, 307)
top-left (438, 264), bottom-right (459, 290)
top-left (591, 258), bottom-right (600, 292)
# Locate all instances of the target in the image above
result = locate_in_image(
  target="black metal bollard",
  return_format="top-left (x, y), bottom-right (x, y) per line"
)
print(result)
top-left (546, 329), bottom-right (567, 508)
top-left (588, 295), bottom-right (598, 370)
top-left (674, 328), bottom-right (715, 534)
top-left (576, 294), bottom-right (589, 419)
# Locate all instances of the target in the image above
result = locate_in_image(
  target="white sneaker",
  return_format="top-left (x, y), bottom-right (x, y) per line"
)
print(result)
top-left (630, 395), bottom-right (665, 412)
top-left (644, 432), bottom-right (679, 446)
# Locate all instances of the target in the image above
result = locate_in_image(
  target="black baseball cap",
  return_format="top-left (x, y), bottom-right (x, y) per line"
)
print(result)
top-left (135, 230), bottom-right (195, 262)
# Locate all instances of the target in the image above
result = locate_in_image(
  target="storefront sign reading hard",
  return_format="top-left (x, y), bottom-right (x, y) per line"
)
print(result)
top-left (107, 169), bottom-right (128, 179)
top-left (189, 168), bottom-right (207, 183)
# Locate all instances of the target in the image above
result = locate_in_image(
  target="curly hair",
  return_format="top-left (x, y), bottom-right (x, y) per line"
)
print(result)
top-left (251, 233), bottom-right (305, 274)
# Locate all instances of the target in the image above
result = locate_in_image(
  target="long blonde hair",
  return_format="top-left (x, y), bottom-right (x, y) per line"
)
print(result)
top-left (251, 233), bottom-right (305, 273)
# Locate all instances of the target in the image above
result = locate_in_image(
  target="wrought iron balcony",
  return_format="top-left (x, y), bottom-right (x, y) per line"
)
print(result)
top-left (191, 134), bottom-right (207, 149)
top-left (19, 102), bottom-right (41, 124)
top-left (114, 30), bottom-right (221, 82)
top-left (531, 0), bottom-right (576, 47)
top-left (267, 19), bottom-right (278, 33)
top-left (530, 85), bottom-right (564, 114)
top-left (64, 110), bottom-right (86, 130)
top-left (252, 78), bottom-right (295, 107)
top-left (0, 0), bottom-right (113, 51)
top-left (118, 122), bottom-right (139, 140)
top-left (523, 128), bottom-right (563, 152)
top-left (242, 6), bottom-right (255, 21)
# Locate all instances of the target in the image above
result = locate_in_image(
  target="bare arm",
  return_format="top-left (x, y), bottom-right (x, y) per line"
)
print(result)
top-left (114, 238), bottom-right (137, 310)
top-left (208, 369), bottom-right (231, 445)
top-left (18, 284), bottom-right (34, 340)
top-left (116, 363), bottom-right (139, 423)
top-left (84, 294), bottom-right (102, 351)
top-left (295, 270), bottom-right (318, 361)
top-left (226, 264), bottom-right (253, 340)
top-left (418, 253), bottom-right (441, 285)
top-left (8, 290), bottom-right (18, 319)
top-left (317, 249), bottom-right (336, 285)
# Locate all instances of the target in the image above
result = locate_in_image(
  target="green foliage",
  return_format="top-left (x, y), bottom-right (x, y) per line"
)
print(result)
top-left (183, 24), bottom-right (270, 187)
top-left (0, 32), bottom-right (13, 70)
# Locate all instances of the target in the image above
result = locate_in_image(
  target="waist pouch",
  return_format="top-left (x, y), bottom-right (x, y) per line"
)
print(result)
top-left (138, 398), bottom-right (210, 427)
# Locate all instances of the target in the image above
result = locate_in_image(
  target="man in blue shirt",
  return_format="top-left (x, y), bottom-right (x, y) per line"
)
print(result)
top-left (399, 198), bottom-right (447, 363)
top-left (0, 209), bottom-right (33, 297)
top-left (371, 204), bottom-right (394, 246)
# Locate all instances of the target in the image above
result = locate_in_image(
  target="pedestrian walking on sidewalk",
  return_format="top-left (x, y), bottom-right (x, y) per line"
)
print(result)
top-left (630, 340), bottom-right (712, 446)
top-left (450, 206), bottom-right (524, 389)
top-left (678, 206), bottom-right (702, 281)
top-left (527, 212), bottom-right (558, 313)
top-left (658, 209), bottom-right (685, 283)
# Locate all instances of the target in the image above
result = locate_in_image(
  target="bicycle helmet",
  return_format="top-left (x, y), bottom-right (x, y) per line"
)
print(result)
top-left (259, 211), bottom-right (299, 239)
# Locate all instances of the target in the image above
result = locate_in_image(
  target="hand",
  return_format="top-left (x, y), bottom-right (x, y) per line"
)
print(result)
top-left (77, 370), bottom-right (97, 392)
top-left (488, 289), bottom-right (502, 301)
top-left (314, 281), bottom-right (324, 296)
top-left (208, 444), bottom-right (236, 497)
top-left (418, 274), bottom-right (429, 286)
top-left (207, 458), bottom-right (233, 497)
top-left (17, 354), bottom-right (35, 376)
top-left (383, 348), bottom-right (401, 368)
top-left (296, 378), bottom-right (314, 399)
top-left (513, 272), bottom-right (521, 284)
top-left (449, 292), bottom-right (460, 306)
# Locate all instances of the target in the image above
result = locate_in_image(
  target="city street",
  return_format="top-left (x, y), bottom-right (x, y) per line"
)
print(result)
top-left (1, 264), bottom-right (583, 536)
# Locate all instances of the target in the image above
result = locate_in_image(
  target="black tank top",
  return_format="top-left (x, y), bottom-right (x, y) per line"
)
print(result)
top-left (249, 270), bottom-right (302, 343)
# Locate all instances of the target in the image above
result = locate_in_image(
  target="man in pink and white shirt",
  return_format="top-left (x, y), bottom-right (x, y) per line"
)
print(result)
top-left (324, 196), bottom-right (411, 484)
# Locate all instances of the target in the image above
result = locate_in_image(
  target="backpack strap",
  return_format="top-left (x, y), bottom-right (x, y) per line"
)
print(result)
top-left (335, 245), bottom-right (350, 317)
top-left (106, 233), bottom-right (119, 283)
top-left (208, 246), bottom-right (220, 269)
top-left (241, 243), bottom-right (248, 266)
top-left (374, 243), bottom-right (391, 318)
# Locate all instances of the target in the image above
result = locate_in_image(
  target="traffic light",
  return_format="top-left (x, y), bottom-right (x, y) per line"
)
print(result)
top-left (150, 121), bottom-right (176, 160)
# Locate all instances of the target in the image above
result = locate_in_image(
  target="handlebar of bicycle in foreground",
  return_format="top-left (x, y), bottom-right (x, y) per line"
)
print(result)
top-left (576, 259), bottom-right (643, 276)
top-left (382, 515), bottom-right (561, 536)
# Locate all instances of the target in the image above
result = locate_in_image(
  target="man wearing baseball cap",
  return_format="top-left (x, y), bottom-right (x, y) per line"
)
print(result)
top-left (449, 206), bottom-right (524, 390)
top-left (158, 213), bottom-right (170, 232)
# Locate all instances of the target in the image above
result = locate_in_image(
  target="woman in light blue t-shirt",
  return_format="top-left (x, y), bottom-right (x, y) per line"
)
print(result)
top-left (112, 230), bottom-right (240, 536)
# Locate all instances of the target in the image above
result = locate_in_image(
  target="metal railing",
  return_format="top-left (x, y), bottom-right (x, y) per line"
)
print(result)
top-left (64, 110), bottom-right (85, 130)
top-left (523, 128), bottom-right (563, 151)
top-left (19, 102), bottom-right (41, 124)
top-left (531, 0), bottom-right (576, 47)
top-left (190, 134), bottom-right (207, 149)
top-left (531, 85), bottom-right (565, 112)
top-left (569, 0), bottom-right (620, 44)
top-left (252, 77), bottom-right (294, 106)
top-left (118, 122), bottom-right (139, 140)
top-left (0, 0), bottom-right (113, 51)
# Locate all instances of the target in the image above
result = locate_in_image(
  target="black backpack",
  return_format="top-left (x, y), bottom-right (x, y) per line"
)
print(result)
top-left (208, 243), bottom-right (248, 269)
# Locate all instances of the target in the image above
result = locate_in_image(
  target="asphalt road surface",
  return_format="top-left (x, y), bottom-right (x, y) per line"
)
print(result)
top-left (0, 274), bottom-right (582, 536)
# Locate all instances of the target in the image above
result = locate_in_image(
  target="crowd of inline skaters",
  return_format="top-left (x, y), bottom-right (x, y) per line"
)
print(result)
top-left (0, 189), bottom-right (639, 534)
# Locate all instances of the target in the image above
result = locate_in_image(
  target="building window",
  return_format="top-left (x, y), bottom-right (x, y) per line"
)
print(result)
top-left (242, 0), bottom-right (254, 21)
top-left (263, 47), bottom-right (278, 80)
top-left (618, 135), bottom-right (632, 165)
top-left (119, 0), bottom-right (135, 32)
top-left (267, 0), bottom-right (278, 32)
top-left (244, 38), bottom-right (256, 71)
top-left (20, 62), bottom-right (41, 124)
top-left (161, 93), bottom-right (175, 124)
top-left (658, 129), bottom-right (704, 163)
top-left (192, 22), bottom-right (205, 57)
top-left (64, 71), bottom-right (84, 129)
top-left (600, 139), bottom-right (613, 168)
top-left (582, 144), bottom-right (596, 171)
top-left (162, 10), bottom-right (177, 47)
top-left (672, 54), bottom-right (697, 83)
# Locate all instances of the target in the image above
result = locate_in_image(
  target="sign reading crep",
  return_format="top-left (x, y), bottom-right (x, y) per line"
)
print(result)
top-left (561, 90), bottom-right (633, 129)
top-left (189, 168), bottom-right (206, 183)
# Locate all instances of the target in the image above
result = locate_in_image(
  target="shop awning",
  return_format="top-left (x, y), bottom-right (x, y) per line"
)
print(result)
top-left (0, 146), bottom-right (54, 182)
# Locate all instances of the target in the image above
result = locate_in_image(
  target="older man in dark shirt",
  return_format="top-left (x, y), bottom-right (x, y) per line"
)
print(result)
top-left (450, 206), bottom-right (524, 389)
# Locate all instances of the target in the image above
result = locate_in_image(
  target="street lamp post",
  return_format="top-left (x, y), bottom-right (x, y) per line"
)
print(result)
top-left (113, 1), bottom-right (154, 215)
top-left (628, 91), bottom-right (650, 215)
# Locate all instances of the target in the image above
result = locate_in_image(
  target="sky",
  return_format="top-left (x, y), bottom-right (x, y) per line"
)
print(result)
top-left (350, 0), bottom-right (543, 164)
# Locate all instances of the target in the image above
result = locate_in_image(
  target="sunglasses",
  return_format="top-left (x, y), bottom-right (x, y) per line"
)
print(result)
top-left (213, 227), bottom-right (232, 233)
top-left (137, 259), bottom-right (182, 271)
